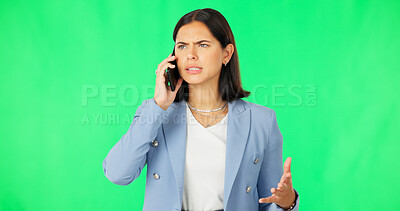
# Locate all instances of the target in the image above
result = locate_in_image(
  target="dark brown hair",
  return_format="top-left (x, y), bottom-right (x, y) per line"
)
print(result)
top-left (172, 8), bottom-right (250, 103)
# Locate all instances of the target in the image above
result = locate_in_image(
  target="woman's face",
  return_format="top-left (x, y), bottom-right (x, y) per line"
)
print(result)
top-left (175, 21), bottom-right (232, 86)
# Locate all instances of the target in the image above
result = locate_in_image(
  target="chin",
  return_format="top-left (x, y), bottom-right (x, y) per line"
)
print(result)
top-left (182, 75), bottom-right (206, 85)
top-left (184, 78), bottom-right (205, 85)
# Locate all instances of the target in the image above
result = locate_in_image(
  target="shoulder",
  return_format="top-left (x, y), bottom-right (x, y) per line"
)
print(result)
top-left (236, 99), bottom-right (280, 143)
top-left (237, 99), bottom-right (277, 120)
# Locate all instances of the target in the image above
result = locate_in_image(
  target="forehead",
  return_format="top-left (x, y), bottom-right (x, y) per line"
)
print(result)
top-left (176, 21), bottom-right (216, 42)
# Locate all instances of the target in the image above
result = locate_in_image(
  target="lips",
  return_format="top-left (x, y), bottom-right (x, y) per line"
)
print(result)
top-left (185, 65), bottom-right (202, 70)
top-left (186, 69), bottom-right (202, 74)
top-left (185, 65), bottom-right (202, 74)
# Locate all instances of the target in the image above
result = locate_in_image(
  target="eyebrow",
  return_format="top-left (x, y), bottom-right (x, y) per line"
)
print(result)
top-left (176, 40), bottom-right (212, 45)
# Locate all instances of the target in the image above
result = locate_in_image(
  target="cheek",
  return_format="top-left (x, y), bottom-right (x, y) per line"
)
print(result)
top-left (177, 58), bottom-right (184, 69)
top-left (207, 51), bottom-right (222, 65)
top-left (203, 53), bottom-right (222, 71)
top-left (176, 58), bottom-right (186, 75)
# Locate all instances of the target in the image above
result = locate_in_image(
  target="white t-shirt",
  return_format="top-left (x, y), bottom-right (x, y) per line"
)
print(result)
top-left (181, 102), bottom-right (228, 211)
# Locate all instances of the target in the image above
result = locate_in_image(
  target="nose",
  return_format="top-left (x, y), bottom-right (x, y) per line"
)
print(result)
top-left (187, 47), bottom-right (198, 61)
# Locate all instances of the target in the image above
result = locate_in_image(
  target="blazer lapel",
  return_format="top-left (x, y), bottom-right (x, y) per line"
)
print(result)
top-left (224, 99), bottom-right (250, 209)
top-left (162, 99), bottom-right (187, 205)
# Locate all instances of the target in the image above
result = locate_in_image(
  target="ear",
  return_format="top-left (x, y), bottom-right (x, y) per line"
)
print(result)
top-left (223, 43), bottom-right (234, 63)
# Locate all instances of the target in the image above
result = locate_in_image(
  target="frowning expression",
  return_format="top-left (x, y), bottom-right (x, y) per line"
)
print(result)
top-left (175, 21), bottom-right (226, 85)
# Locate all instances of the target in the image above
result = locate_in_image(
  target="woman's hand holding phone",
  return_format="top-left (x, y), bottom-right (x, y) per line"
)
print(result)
top-left (153, 54), bottom-right (183, 111)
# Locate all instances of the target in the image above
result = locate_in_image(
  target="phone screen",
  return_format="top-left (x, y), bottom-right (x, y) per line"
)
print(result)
top-left (165, 48), bottom-right (180, 91)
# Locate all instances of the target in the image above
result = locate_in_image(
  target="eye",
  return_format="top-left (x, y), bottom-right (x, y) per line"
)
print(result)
top-left (200, 44), bottom-right (208, 47)
top-left (177, 45), bottom-right (186, 49)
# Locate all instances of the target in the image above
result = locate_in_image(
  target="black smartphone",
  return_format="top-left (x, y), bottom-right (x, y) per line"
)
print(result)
top-left (165, 48), bottom-right (180, 91)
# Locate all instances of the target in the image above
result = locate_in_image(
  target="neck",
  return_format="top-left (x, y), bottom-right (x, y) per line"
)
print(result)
top-left (187, 80), bottom-right (226, 110)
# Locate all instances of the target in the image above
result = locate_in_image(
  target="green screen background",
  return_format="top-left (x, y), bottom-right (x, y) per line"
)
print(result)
top-left (1, 0), bottom-right (399, 210)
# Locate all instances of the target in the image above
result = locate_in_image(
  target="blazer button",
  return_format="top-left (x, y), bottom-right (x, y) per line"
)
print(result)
top-left (246, 186), bottom-right (251, 193)
top-left (153, 173), bottom-right (160, 180)
top-left (151, 140), bottom-right (159, 147)
top-left (254, 158), bottom-right (259, 164)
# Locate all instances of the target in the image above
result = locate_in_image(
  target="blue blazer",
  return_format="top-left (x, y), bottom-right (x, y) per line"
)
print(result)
top-left (103, 98), bottom-right (300, 211)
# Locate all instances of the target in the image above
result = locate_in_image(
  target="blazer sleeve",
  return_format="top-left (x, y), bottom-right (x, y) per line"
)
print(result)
top-left (258, 109), bottom-right (300, 211)
top-left (102, 98), bottom-right (168, 185)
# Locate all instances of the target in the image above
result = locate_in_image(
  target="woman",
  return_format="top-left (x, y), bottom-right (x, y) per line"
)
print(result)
top-left (103, 8), bottom-right (299, 211)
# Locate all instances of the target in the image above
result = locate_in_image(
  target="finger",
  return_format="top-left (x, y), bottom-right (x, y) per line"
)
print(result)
top-left (156, 55), bottom-right (176, 75)
top-left (279, 172), bottom-right (285, 183)
top-left (271, 186), bottom-right (285, 196)
top-left (280, 171), bottom-right (288, 183)
top-left (280, 171), bottom-right (292, 184)
top-left (157, 61), bottom-right (175, 78)
top-left (280, 172), bottom-right (292, 186)
top-left (159, 55), bottom-right (176, 69)
top-left (277, 182), bottom-right (284, 190)
top-left (283, 172), bottom-right (292, 185)
top-left (276, 183), bottom-right (287, 192)
top-left (283, 157), bottom-right (292, 174)
top-left (259, 195), bottom-right (277, 204)
top-left (276, 182), bottom-right (289, 192)
top-left (156, 63), bottom-right (173, 77)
